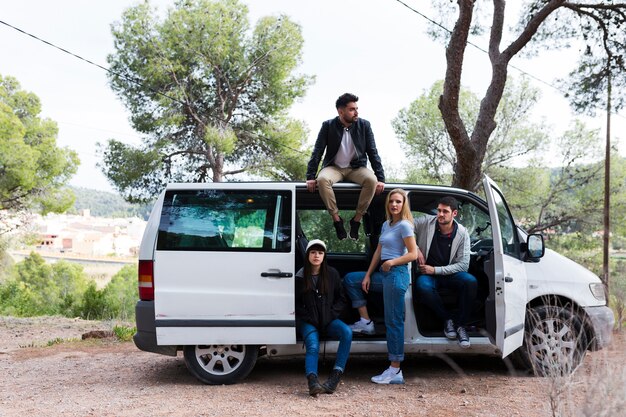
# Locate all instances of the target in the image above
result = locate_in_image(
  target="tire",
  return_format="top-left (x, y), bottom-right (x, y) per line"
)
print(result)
top-left (183, 344), bottom-right (258, 385)
top-left (512, 304), bottom-right (588, 377)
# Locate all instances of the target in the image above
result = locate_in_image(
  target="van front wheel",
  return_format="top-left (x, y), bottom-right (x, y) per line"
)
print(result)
top-left (511, 305), bottom-right (587, 377)
top-left (183, 344), bottom-right (258, 385)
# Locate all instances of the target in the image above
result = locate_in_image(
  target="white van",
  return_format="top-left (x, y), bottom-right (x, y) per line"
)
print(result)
top-left (134, 177), bottom-right (614, 384)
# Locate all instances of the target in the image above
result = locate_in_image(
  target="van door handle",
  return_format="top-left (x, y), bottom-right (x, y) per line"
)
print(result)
top-left (261, 271), bottom-right (293, 278)
top-left (505, 275), bottom-right (513, 283)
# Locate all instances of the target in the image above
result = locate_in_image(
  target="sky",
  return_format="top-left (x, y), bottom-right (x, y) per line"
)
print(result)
top-left (1, 0), bottom-right (624, 192)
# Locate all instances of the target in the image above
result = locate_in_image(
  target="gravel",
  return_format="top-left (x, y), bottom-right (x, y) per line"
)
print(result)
top-left (0, 316), bottom-right (623, 417)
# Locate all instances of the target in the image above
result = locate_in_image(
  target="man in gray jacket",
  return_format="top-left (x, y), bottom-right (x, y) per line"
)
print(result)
top-left (414, 196), bottom-right (477, 348)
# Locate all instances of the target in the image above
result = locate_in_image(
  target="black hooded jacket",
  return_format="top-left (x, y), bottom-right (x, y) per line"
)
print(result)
top-left (295, 266), bottom-right (347, 331)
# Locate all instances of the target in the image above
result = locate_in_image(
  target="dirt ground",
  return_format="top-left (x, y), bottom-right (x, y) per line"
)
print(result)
top-left (0, 316), bottom-right (624, 417)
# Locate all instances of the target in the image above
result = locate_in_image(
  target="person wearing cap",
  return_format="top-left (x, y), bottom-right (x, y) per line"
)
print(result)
top-left (305, 93), bottom-right (385, 241)
top-left (295, 239), bottom-right (352, 396)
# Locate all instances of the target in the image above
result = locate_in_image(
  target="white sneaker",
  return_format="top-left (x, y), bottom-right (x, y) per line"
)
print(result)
top-left (349, 319), bottom-right (375, 335)
top-left (371, 368), bottom-right (404, 385)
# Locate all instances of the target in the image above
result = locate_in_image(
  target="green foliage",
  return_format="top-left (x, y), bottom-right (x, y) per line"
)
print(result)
top-left (394, 77), bottom-right (608, 234)
top-left (0, 253), bottom-right (137, 321)
top-left (113, 324), bottom-right (136, 341)
top-left (0, 74), bottom-right (79, 232)
top-left (101, 265), bottom-right (137, 321)
top-left (393, 77), bottom-right (547, 186)
top-left (67, 186), bottom-right (153, 219)
top-left (299, 210), bottom-right (366, 254)
top-left (103, 0), bottom-right (313, 202)
top-left (0, 253), bottom-right (88, 316)
top-left (545, 234), bottom-right (603, 275)
top-left (76, 282), bottom-right (107, 320)
top-left (610, 260), bottom-right (626, 331)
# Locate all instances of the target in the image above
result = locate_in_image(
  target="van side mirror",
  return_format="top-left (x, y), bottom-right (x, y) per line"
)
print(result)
top-left (526, 234), bottom-right (545, 259)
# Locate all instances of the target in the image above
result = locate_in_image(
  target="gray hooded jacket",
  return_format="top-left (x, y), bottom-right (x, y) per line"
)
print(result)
top-left (414, 215), bottom-right (471, 276)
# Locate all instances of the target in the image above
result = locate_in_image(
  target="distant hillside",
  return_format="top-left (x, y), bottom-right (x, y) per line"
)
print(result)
top-left (67, 187), bottom-right (153, 220)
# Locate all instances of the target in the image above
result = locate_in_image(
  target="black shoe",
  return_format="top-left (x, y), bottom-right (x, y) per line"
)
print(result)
top-left (333, 217), bottom-right (347, 240)
top-left (457, 326), bottom-right (470, 348)
top-left (307, 374), bottom-right (324, 396)
top-left (444, 319), bottom-right (456, 340)
top-left (322, 369), bottom-right (343, 394)
top-left (349, 218), bottom-right (360, 241)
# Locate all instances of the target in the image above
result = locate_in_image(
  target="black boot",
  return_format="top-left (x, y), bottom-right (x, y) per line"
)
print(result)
top-left (307, 374), bottom-right (324, 396)
top-left (322, 369), bottom-right (343, 394)
top-left (333, 217), bottom-right (347, 240)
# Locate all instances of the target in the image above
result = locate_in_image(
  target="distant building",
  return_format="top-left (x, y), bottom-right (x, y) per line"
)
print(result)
top-left (32, 213), bottom-right (145, 258)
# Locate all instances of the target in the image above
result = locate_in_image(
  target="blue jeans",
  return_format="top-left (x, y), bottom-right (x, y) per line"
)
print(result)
top-left (298, 319), bottom-right (352, 377)
top-left (344, 265), bottom-right (410, 362)
top-left (415, 272), bottom-right (477, 327)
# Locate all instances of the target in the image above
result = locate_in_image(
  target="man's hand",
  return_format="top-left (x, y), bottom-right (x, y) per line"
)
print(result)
top-left (416, 249), bottom-right (425, 266)
top-left (418, 264), bottom-right (435, 275)
top-left (375, 181), bottom-right (385, 195)
top-left (306, 179), bottom-right (317, 193)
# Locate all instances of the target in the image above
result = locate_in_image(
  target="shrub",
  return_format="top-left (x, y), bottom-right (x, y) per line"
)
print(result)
top-left (102, 265), bottom-right (137, 321)
top-left (113, 325), bottom-right (136, 341)
top-left (75, 281), bottom-right (108, 320)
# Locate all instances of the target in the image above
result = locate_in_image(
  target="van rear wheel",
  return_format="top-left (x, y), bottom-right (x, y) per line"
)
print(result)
top-left (183, 344), bottom-right (258, 385)
top-left (511, 305), bottom-right (587, 376)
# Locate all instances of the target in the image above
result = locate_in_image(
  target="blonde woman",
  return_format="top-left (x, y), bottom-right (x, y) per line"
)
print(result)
top-left (344, 188), bottom-right (417, 384)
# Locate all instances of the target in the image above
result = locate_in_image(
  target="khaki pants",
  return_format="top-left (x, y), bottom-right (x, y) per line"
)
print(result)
top-left (316, 166), bottom-right (378, 216)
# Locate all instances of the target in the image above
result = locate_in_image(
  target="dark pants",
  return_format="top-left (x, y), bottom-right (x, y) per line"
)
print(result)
top-left (415, 272), bottom-right (477, 327)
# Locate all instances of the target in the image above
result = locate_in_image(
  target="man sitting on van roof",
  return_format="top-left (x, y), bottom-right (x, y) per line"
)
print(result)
top-left (414, 196), bottom-right (477, 348)
top-left (305, 93), bottom-right (385, 241)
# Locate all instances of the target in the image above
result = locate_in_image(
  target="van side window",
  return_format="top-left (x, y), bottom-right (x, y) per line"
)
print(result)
top-left (411, 198), bottom-right (493, 250)
top-left (157, 189), bottom-right (291, 252)
top-left (490, 188), bottom-right (520, 258)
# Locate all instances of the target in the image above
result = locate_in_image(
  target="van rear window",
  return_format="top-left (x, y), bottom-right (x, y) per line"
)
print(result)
top-left (157, 189), bottom-right (291, 252)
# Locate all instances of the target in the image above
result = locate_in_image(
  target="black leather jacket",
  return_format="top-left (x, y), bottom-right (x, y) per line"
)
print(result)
top-left (306, 117), bottom-right (385, 182)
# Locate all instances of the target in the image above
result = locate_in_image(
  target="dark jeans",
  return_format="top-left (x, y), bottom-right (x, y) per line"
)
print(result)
top-left (415, 272), bottom-right (477, 327)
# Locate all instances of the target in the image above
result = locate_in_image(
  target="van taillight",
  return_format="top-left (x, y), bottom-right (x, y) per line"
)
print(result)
top-left (138, 260), bottom-right (154, 301)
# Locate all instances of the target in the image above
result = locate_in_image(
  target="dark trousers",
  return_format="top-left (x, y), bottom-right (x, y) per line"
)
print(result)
top-left (415, 272), bottom-right (477, 327)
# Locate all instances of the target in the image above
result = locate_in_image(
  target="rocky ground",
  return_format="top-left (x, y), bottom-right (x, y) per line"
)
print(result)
top-left (0, 316), bottom-right (624, 417)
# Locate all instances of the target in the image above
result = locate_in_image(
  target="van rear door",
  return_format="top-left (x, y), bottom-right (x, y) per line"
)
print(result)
top-left (153, 183), bottom-right (295, 345)
top-left (483, 176), bottom-right (528, 357)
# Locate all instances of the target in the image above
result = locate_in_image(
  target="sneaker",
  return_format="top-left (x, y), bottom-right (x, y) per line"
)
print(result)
top-left (349, 218), bottom-right (360, 240)
top-left (371, 367), bottom-right (404, 385)
top-left (333, 217), bottom-right (347, 240)
top-left (457, 326), bottom-right (470, 348)
top-left (349, 319), bottom-right (375, 335)
top-left (444, 319), bottom-right (456, 339)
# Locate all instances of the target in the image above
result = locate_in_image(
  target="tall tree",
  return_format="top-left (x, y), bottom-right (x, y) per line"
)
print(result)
top-left (393, 79), bottom-right (605, 233)
top-left (393, 77), bottom-right (547, 184)
top-left (430, 0), bottom-right (626, 191)
top-left (0, 75), bottom-right (79, 234)
top-left (557, 4), bottom-right (626, 293)
top-left (103, 0), bottom-right (313, 203)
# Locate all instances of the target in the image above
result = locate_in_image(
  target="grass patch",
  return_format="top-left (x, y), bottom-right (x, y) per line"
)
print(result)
top-left (46, 337), bottom-right (65, 346)
top-left (113, 324), bottom-right (136, 342)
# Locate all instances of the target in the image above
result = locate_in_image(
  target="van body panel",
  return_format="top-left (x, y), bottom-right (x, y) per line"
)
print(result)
top-left (526, 249), bottom-right (604, 307)
top-left (153, 183), bottom-right (296, 345)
